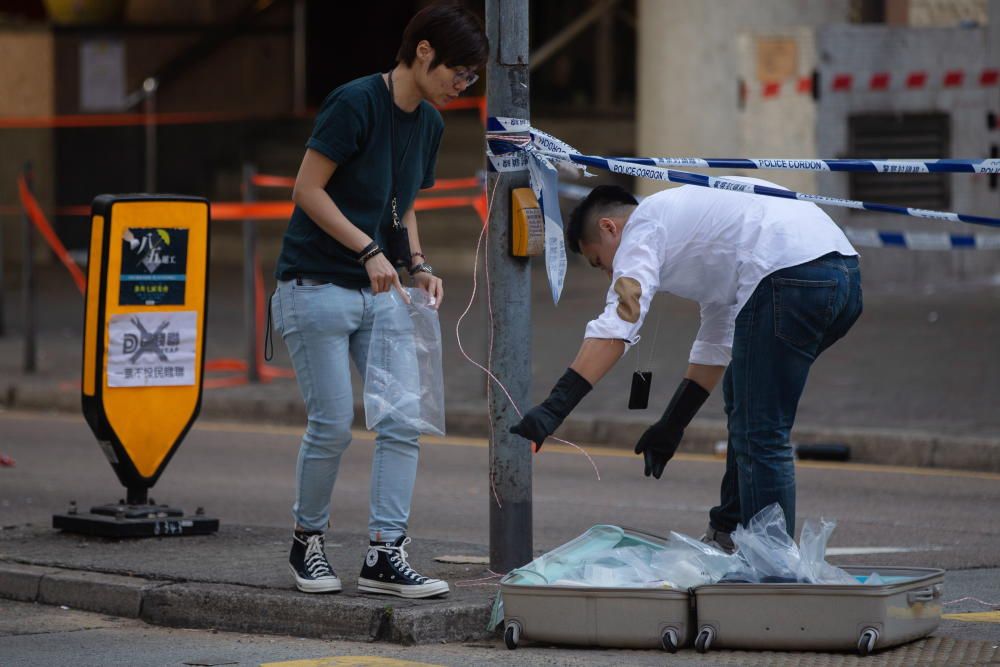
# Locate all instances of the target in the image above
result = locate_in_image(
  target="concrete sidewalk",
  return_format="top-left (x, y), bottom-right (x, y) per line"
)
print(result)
top-left (0, 524), bottom-right (496, 644)
top-left (2, 251), bottom-right (1000, 471)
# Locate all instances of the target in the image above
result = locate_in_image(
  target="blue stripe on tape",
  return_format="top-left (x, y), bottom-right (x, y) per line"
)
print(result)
top-left (486, 138), bottom-right (523, 154)
top-left (927, 160), bottom-right (976, 173)
top-left (864, 202), bottom-right (910, 217)
top-left (828, 161), bottom-right (876, 173)
top-left (951, 235), bottom-right (976, 247)
top-left (958, 213), bottom-right (1000, 226)
top-left (881, 232), bottom-right (906, 246)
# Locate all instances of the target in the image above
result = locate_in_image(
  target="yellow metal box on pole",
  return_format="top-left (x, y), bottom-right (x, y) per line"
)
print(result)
top-left (510, 187), bottom-right (544, 257)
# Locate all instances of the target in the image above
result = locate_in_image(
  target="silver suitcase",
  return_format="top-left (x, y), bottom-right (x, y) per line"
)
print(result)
top-left (501, 581), bottom-right (692, 652)
top-left (500, 527), bottom-right (692, 652)
top-left (692, 566), bottom-right (944, 656)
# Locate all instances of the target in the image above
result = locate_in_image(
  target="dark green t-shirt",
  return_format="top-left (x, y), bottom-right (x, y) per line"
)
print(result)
top-left (275, 73), bottom-right (444, 286)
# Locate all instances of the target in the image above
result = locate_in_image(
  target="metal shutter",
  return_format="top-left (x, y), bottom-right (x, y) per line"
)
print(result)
top-left (847, 112), bottom-right (951, 210)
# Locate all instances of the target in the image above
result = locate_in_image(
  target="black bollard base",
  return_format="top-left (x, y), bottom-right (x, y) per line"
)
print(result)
top-left (52, 500), bottom-right (219, 538)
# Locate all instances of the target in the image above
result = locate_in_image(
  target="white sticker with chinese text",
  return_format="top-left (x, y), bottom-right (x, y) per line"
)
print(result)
top-left (106, 311), bottom-right (197, 387)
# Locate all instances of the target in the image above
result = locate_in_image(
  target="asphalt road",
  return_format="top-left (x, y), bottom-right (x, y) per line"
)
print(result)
top-left (2, 410), bottom-right (1000, 665)
top-left (1, 595), bottom-right (999, 667)
top-left (2, 409), bottom-right (999, 568)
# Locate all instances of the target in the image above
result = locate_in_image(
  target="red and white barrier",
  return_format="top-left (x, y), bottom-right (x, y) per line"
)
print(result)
top-left (748, 67), bottom-right (999, 99)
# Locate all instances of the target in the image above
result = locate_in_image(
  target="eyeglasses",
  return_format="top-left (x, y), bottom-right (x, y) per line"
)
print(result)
top-left (453, 68), bottom-right (479, 87)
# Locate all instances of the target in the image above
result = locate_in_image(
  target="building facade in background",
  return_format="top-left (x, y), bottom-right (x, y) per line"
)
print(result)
top-left (636, 0), bottom-right (998, 285)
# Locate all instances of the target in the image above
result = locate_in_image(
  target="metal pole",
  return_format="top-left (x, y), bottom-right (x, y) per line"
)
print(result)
top-left (595, 6), bottom-right (614, 112)
top-left (242, 163), bottom-right (260, 383)
top-left (486, 0), bottom-right (533, 574)
top-left (292, 0), bottom-right (307, 116)
top-left (143, 77), bottom-right (158, 193)
top-left (21, 163), bottom-right (36, 374)
top-left (0, 210), bottom-right (6, 338)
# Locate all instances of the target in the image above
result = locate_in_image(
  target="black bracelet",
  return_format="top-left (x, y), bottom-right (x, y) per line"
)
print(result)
top-left (356, 241), bottom-right (378, 261)
top-left (358, 246), bottom-right (382, 266)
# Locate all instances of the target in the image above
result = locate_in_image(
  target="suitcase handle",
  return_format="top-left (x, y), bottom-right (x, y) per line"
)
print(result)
top-left (907, 584), bottom-right (942, 605)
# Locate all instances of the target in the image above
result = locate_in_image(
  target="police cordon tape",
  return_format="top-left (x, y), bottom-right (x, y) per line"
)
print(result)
top-left (556, 182), bottom-right (1000, 251)
top-left (487, 116), bottom-right (1000, 301)
top-left (614, 156), bottom-right (1000, 175)
top-left (485, 117), bottom-right (1000, 229)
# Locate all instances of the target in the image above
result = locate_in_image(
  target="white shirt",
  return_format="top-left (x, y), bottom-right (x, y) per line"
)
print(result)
top-left (583, 177), bottom-right (858, 366)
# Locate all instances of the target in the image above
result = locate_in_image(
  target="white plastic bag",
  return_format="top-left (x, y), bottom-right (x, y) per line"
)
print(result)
top-left (731, 502), bottom-right (858, 584)
top-left (364, 288), bottom-right (445, 436)
top-left (798, 516), bottom-right (858, 585)
top-left (731, 503), bottom-right (801, 582)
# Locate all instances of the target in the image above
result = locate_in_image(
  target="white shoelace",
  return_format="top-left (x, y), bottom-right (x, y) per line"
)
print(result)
top-left (303, 534), bottom-right (335, 578)
top-left (375, 537), bottom-right (430, 583)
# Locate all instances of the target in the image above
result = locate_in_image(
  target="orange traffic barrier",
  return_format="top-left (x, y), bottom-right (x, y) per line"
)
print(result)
top-left (427, 176), bottom-right (482, 191)
top-left (209, 194), bottom-right (487, 221)
top-left (211, 201), bottom-right (295, 220)
top-left (0, 97), bottom-right (485, 130)
top-left (0, 110), bottom-right (265, 130)
top-left (250, 174), bottom-right (296, 189)
top-left (19, 194), bottom-right (486, 222)
top-left (414, 194), bottom-right (483, 212)
top-left (17, 174), bottom-right (86, 295)
top-left (250, 174), bottom-right (483, 192)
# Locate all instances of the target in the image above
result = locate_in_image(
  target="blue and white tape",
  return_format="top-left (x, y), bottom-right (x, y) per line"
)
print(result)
top-left (615, 157), bottom-right (1000, 174)
top-left (486, 119), bottom-right (1000, 302)
top-left (546, 153), bottom-right (1000, 229)
top-left (486, 122), bottom-right (1000, 227)
top-left (843, 227), bottom-right (1000, 250)
top-left (486, 116), bottom-right (584, 304)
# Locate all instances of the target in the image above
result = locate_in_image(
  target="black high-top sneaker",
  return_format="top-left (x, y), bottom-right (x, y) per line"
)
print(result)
top-left (357, 536), bottom-right (450, 598)
top-left (289, 531), bottom-right (342, 593)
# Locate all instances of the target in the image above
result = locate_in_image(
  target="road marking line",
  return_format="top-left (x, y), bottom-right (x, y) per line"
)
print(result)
top-left (260, 658), bottom-right (445, 667)
top-left (5, 409), bottom-right (1000, 481)
top-left (942, 611), bottom-right (1000, 623)
top-left (826, 546), bottom-right (944, 556)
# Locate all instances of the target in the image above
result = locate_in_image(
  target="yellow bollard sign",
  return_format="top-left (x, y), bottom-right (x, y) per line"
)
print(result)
top-left (79, 194), bottom-right (211, 509)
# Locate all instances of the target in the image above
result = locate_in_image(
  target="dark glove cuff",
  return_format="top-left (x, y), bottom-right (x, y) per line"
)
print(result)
top-left (658, 378), bottom-right (710, 432)
top-left (542, 368), bottom-right (593, 421)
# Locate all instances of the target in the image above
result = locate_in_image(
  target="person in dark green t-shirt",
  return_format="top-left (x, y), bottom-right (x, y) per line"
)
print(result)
top-left (271, 3), bottom-right (487, 599)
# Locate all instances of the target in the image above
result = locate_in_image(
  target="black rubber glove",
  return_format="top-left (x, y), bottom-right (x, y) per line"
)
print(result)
top-left (510, 368), bottom-right (592, 452)
top-left (634, 378), bottom-right (710, 479)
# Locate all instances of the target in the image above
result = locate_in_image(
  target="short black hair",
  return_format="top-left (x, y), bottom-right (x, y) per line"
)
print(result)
top-left (397, 3), bottom-right (489, 71)
top-left (566, 185), bottom-right (638, 254)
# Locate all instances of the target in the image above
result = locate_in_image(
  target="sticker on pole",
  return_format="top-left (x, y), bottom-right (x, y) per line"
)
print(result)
top-left (106, 311), bottom-right (197, 387)
top-left (119, 227), bottom-right (189, 306)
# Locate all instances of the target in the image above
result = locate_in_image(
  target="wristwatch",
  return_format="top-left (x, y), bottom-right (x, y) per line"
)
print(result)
top-left (408, 262), bottom-right (434, 276)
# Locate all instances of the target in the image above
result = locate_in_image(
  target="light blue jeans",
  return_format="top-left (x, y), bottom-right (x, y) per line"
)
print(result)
top-left (271, 279), bottom-right (421, 541)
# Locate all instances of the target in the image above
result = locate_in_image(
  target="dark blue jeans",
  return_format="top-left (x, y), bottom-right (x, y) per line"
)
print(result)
top-left (708, 252), bottom-right (862, 536)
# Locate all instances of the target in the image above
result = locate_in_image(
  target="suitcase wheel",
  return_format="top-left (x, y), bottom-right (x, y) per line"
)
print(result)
top-left (660, 628), bottom-right (679, 653)
top-left (695, 626), bottom-right (715, 653)
top-left (504, 620), bottom-right (521, 650)
top-left (857, 627), bottom-right (879, 656)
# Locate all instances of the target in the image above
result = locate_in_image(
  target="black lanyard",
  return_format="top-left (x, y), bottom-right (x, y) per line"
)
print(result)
top-left (386, 70), bottom-right (419, 231)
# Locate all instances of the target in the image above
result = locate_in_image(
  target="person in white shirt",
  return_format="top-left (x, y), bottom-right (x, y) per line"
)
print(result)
top-left (511, 179), bottom-right (863, 550)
